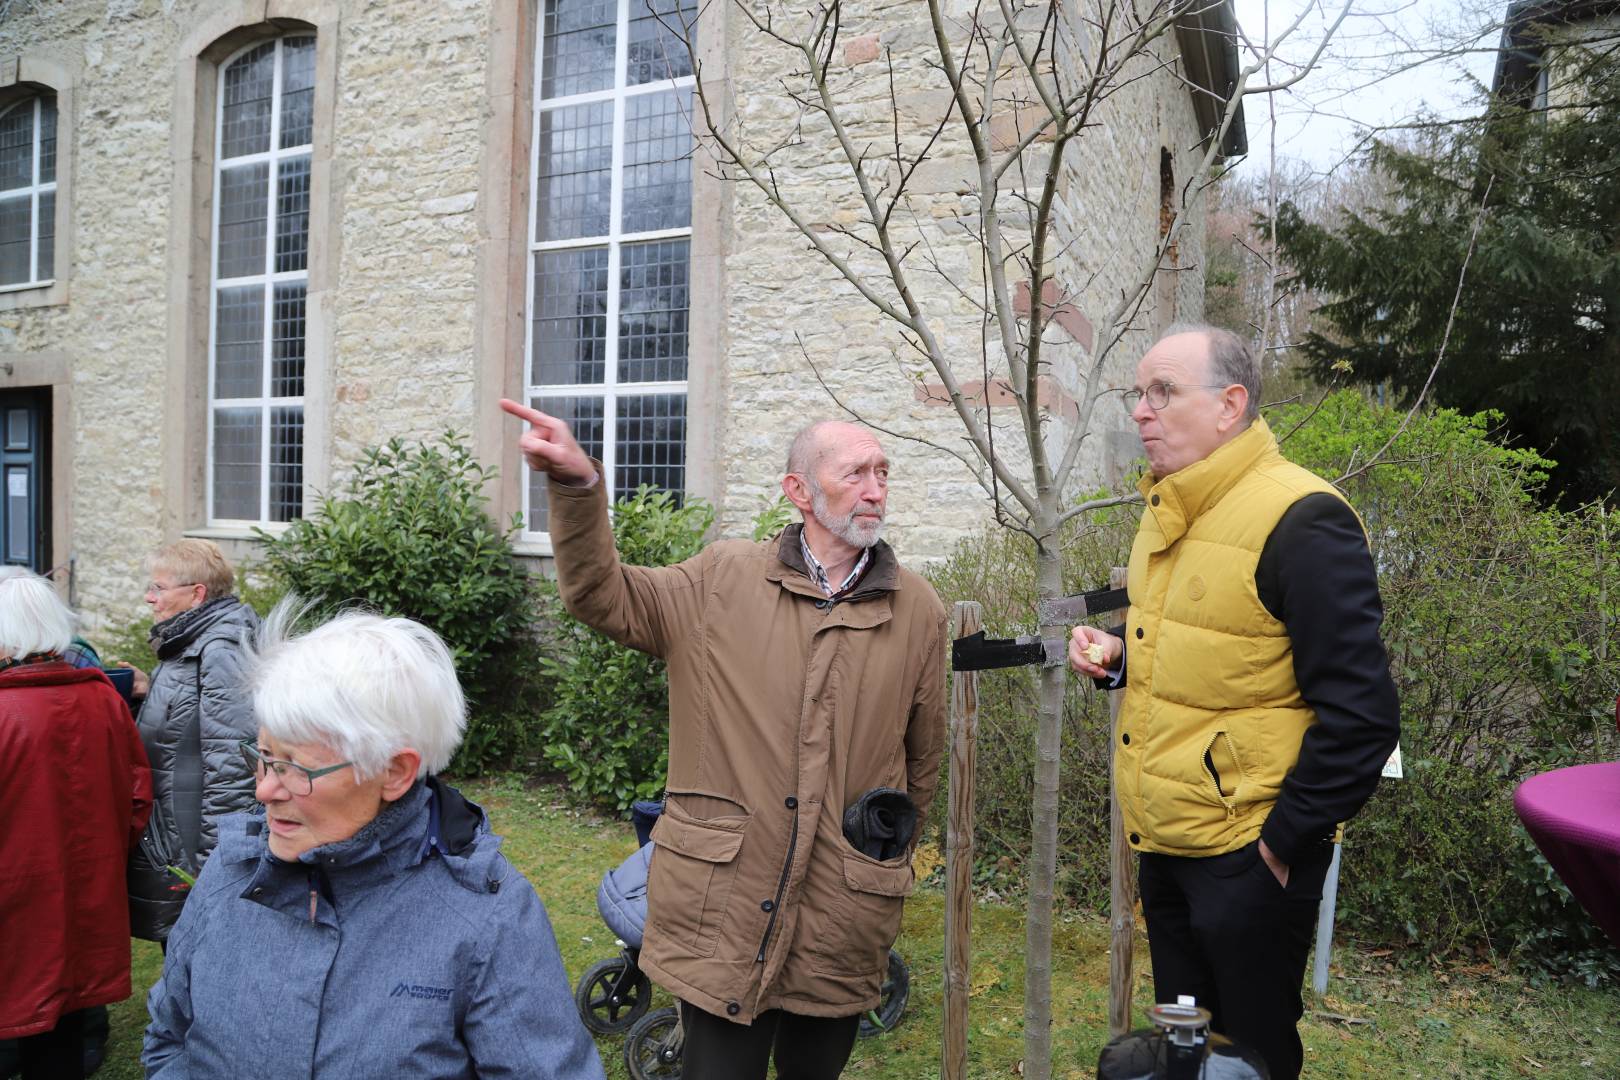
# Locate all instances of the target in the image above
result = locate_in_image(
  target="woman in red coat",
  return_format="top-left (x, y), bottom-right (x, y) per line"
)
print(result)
top-left (0, 567), bottom-right (152, 1080)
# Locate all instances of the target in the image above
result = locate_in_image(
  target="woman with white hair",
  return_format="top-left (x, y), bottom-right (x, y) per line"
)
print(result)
top-left (0, 568), bottom-right (151, 1080)
top-left (142, 603), bottom-right (606, 1079)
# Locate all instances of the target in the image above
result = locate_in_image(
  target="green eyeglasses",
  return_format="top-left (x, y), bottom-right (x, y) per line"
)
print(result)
top-left (239, 739), bottom-right (354, 796)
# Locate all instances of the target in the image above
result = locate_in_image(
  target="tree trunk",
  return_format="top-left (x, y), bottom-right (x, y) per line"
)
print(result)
top-left (1023, 528), bottom-right (1066, 1080)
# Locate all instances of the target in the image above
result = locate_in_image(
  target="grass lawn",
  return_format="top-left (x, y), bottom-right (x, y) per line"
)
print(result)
top-left (98, 775), bottom-right (1619, 1078)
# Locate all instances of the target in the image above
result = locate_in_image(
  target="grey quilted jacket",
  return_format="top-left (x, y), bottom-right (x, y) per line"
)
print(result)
top-left (128, 597), bottom-right (259, 942)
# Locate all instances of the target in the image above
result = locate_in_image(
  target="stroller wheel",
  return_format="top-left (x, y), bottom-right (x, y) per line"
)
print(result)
top-left (625, 1006), bottom-right (683, 1080)
top-left (857, 949), bottom-right (911, 1038)
top-left (575, 956), bottom-right (653, 1035)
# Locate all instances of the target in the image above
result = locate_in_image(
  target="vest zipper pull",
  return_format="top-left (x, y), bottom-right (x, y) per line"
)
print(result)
top-left (308, 887), bottom-right (318, 924)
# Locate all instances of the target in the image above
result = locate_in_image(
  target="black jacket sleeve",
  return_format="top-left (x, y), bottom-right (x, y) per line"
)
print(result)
top-left (1256, 493), bottom-right (1401, 866)
top-left (1091, 622), bottom-right (1128, 690)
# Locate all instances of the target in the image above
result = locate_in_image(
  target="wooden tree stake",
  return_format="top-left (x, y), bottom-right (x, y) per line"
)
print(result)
top-left (943, 600), bottom-right (980, 1080)
top-left (1107, 566), bottom-right (1135, 1038)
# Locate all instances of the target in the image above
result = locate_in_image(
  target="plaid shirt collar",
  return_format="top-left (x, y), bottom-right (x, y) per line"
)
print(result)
top-left (799, 531), bottom-right (872, 599)
top-left (61, 640), bottom-right (101, 670)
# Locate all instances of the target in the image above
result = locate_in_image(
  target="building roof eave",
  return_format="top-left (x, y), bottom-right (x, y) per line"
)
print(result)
top-left (1491, 0), bottom-right (1620, 101)
top-left (1175, 0), bottom-right (1248, 161)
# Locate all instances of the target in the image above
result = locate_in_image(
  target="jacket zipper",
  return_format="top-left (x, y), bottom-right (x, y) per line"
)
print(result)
top-left (756, 596), bottom-right (837, 965)
top-left (1203, 735), bottom-right (1239, 821)
top-left (755, 812), bottom-right (799, 963)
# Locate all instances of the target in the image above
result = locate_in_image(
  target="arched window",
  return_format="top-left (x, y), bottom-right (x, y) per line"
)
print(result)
top-left (523, 0), bottom-right (699, 538)
top-left (0, 91), bottom-right (57, 289)
top-left (208, 35), bottom-right (314, 525)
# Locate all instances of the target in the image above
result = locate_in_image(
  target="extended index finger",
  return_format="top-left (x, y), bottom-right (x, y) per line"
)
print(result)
top-left (499, 399), bottom-right (575, 443)
top-left (498, 397), bottom-right (549, 427)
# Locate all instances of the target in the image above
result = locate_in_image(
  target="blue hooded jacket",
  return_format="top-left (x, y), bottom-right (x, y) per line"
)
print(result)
top-left (143, 778), bottom-right (606, 1079)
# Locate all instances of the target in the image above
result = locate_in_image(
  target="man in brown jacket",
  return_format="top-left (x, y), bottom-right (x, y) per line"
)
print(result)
top-left (501, 399), bottom-right (946, 1080)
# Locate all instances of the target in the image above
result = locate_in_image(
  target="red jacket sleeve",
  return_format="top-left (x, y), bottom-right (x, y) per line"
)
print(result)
top-left (126, 703), bottom-right (154, 850)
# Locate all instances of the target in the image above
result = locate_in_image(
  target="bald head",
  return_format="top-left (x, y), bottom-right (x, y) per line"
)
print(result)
top-left (1162, 322), bottom-right (1261, 423)
top-left (785, 420), bottom-right (873, 478)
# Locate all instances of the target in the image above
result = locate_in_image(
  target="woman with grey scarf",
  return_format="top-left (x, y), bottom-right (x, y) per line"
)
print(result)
top-left (117, 539), bottom-right (260, 944)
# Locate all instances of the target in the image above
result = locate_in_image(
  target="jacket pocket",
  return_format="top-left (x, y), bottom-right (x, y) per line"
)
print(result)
top-left (1202, 731), bottom-right (1245, 809)
top-left (647, 800), bottom-right (748, 959)
top-left (811, 847), bottom-right (913, 977)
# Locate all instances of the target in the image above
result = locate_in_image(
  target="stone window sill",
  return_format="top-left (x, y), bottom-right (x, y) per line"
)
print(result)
top-left (0, 278), bottom-right (68, 312)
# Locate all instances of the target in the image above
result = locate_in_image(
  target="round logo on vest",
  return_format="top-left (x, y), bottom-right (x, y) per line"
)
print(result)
top-left (1187, 575), bottom-right (1207, 601)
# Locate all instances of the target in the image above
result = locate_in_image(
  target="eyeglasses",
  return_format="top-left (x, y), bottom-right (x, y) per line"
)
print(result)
top-left (239, 739), bottom-right (355, 797)
top-left (1121, 380), bottom-right (1231, 412)
top-left (144, 581), bottom-right (198, 596)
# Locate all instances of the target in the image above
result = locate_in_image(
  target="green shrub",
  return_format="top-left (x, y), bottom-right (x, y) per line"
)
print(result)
top-left (1274, 392), bottom-right (1620, 984)
top-left (536, 485), bottom-right (714, 810)
top-left (255, 434), bottom-right (542, 775)
top-left (97, 615), bottom-right (158, 676)
top-left (751, 494), bottom-right (794, 541)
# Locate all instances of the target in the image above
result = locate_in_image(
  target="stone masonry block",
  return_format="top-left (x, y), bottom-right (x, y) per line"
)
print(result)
top-left (844, 34), bottom-right (881, 65)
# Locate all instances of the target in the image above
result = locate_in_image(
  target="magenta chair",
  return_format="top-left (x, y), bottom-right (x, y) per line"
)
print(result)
top-left (1512, 696), bottom-right (1620, 948)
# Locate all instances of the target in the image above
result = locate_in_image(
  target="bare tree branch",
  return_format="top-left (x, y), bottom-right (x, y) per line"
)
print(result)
top-left (1055, 490), bottom-right (1144, 527)
top-left (1240, 0), bottom-right (1356, 94)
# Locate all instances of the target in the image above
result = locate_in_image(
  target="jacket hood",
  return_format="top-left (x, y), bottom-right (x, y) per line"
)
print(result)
top-left (216, 776), bottom-right (504, 898)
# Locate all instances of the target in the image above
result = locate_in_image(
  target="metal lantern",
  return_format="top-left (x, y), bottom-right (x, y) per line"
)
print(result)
top-left (1097, 999), bottom-right (1270, 1080)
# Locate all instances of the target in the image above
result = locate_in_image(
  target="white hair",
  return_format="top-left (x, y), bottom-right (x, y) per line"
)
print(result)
top-left (0, 566), bottom-right (75, 658)
top-left (246, 599), bottom-right (467, 780)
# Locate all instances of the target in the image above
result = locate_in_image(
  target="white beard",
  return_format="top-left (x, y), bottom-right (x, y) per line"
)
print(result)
top-left (810, 480), bottom-right (884, 549)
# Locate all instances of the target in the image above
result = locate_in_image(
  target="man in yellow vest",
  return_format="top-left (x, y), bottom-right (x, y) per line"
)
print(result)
top-left (1069, 325), bottom-right (1400, 1080)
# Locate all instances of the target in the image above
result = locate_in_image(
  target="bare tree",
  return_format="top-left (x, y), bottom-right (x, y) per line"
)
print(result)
top-left (662, 1), bottom-right (1352, 1074)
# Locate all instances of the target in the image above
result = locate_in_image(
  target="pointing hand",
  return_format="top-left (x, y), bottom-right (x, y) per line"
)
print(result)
top-left (498, 399), bottom-right (598, 487)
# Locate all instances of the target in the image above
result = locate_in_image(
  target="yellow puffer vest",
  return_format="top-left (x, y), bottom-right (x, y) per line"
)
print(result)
top-left (1119, 417), bottom-right (1351, 857)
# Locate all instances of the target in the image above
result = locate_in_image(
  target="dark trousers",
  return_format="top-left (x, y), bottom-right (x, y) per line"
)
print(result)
top-left (1138, 840), bottom-right (1332, 1080)
top-left (17, 1008), bottom-right (86, 1080)
top-left (679, 1002), bottom-right (860, 1080)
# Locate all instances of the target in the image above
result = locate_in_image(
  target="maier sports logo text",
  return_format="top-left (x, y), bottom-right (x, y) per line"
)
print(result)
top-left (390, 982), bottom-right (453, 1001)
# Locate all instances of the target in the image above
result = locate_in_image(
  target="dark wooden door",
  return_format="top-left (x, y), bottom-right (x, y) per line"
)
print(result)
top-left (0, 391), bottom-right (49, 571)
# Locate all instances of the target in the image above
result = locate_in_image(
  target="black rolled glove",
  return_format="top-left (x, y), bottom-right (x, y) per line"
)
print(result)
top-left (842, 787), bottom-right (917, 862)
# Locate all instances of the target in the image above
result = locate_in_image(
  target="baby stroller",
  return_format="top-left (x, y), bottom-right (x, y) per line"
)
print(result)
top-left (573, 802), bottom-right (911, 1080)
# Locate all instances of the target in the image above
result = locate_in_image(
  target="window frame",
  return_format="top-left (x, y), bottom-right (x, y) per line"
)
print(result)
top-left (0, 93), bottom-right (57, 294)
top-left (521, 0), bottom-right (698, 545)
top-left (205, 34), bottom-right (313, 529)
top-left (0, 56), bottom-right (74, 313)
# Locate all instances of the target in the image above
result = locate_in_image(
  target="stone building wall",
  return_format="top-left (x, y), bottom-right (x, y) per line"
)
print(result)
top-left (0, 0), bottom-right (499, 629)
top-left (322, 0), bottom-right (489, 464)
top-left (2, 0), bottom-right (204, 627)
top-left (1, 0), bottom-right (1222, 631)
top-left (708, 0), bottom-right (1209, 557)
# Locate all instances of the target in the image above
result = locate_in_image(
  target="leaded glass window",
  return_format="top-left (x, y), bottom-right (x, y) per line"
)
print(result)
top-left (209, 36), bottom-right (313, 524)
top-left (0, 93), bottom-right (57, 289)
top-left (525, 0), bottom-right (697, 537)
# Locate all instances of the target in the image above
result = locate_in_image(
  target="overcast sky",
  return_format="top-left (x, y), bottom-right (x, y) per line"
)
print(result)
top-left (1225, 0), bottom-right (1508, 176)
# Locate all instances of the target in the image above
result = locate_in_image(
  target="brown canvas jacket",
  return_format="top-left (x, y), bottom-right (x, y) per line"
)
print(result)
top-left (548, 473), bottom-right (947, 1023)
